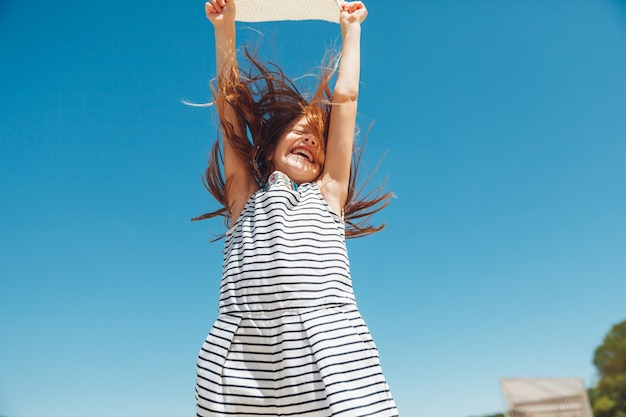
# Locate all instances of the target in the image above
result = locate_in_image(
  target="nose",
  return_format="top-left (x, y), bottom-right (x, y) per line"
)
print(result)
top-left (304, 135), bottom-right (317, 146)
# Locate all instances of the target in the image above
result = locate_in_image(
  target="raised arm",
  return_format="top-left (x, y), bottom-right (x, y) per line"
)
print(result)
top-left (206, 0), bottom-right (257, 222)
top-left (318, 1), bottom-right (367, 216)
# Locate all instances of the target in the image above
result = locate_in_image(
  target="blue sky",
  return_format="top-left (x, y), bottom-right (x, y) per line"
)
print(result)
top-left (1, 1), bottom-right (625, 416)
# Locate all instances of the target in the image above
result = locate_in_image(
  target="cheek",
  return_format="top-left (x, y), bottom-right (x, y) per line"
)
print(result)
top-left (318, 150), bottom-right (326, 166)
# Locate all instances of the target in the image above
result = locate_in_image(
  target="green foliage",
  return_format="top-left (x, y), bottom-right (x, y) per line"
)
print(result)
top-left (593, 395), bottom-right (615, 416)
top-left (594, 320), bottom-right (626, 376)
top-left (592, 319), bottom-right (626, 417)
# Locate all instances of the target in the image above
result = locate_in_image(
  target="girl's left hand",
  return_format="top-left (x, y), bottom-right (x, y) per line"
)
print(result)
top-left (340, 1), bottom-right (367, 26)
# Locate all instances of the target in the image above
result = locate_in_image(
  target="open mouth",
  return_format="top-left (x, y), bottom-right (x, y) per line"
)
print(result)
top-left (292, 147), bottom-right (313, 162)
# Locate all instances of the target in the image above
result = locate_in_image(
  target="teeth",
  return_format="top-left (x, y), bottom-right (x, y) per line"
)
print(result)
top-left (293, 148), bottom-right (312, 161)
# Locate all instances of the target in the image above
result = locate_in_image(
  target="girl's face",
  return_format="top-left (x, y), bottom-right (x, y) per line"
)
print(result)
top-left (268, 116), bottom-right (325, 184)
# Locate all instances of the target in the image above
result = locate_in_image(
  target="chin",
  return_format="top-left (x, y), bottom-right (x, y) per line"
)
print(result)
top-left (292, 174), bottom-right (317, 184)
top-left (278, 164), bottom-right (318, 184)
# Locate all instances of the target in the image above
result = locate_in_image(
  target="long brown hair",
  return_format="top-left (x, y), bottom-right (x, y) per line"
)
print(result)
top-left (192, 48), bottom-right (393, 238)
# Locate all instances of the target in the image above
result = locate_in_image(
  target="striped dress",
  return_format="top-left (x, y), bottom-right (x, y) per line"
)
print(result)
top-left (196, 171), bottom-right (398, 417)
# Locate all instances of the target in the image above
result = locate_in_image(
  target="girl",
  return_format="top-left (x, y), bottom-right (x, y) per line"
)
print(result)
top-left (194, 0), bottom-right (398, 415)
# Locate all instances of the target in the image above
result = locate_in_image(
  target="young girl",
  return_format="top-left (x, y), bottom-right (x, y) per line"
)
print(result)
top-left (194, 0), bottom-right (398, 415)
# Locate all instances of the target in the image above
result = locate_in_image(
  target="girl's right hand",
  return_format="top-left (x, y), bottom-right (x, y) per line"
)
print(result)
top-left (205, 0), bottom-right (236, 26)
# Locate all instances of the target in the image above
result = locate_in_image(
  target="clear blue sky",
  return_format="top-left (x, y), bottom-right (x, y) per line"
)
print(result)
top-left (1, 1), bottom-right (625, 416)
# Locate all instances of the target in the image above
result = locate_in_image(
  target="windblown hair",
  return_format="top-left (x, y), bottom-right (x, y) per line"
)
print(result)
top-left (192, 48), bottom-right (393, 238)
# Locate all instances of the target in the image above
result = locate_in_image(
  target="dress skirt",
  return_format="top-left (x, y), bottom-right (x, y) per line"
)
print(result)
top-left (196, 304), bottom-right (398, 416)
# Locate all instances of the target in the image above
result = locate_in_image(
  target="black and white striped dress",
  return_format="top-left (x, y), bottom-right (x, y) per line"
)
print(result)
top-left (196, 171), bottom-right (398, 417)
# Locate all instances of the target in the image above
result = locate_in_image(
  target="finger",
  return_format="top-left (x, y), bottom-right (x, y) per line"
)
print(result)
top-left (205, 2), bottom-right (214, 16)
top-left (352, 3), bottom-right (365, 13)
top-left (343, 2), bottom-right (363, 14)
top-left (207, 0), bottom-right (222, 14)
top-left (213, 0), bottom-right (225, 11)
